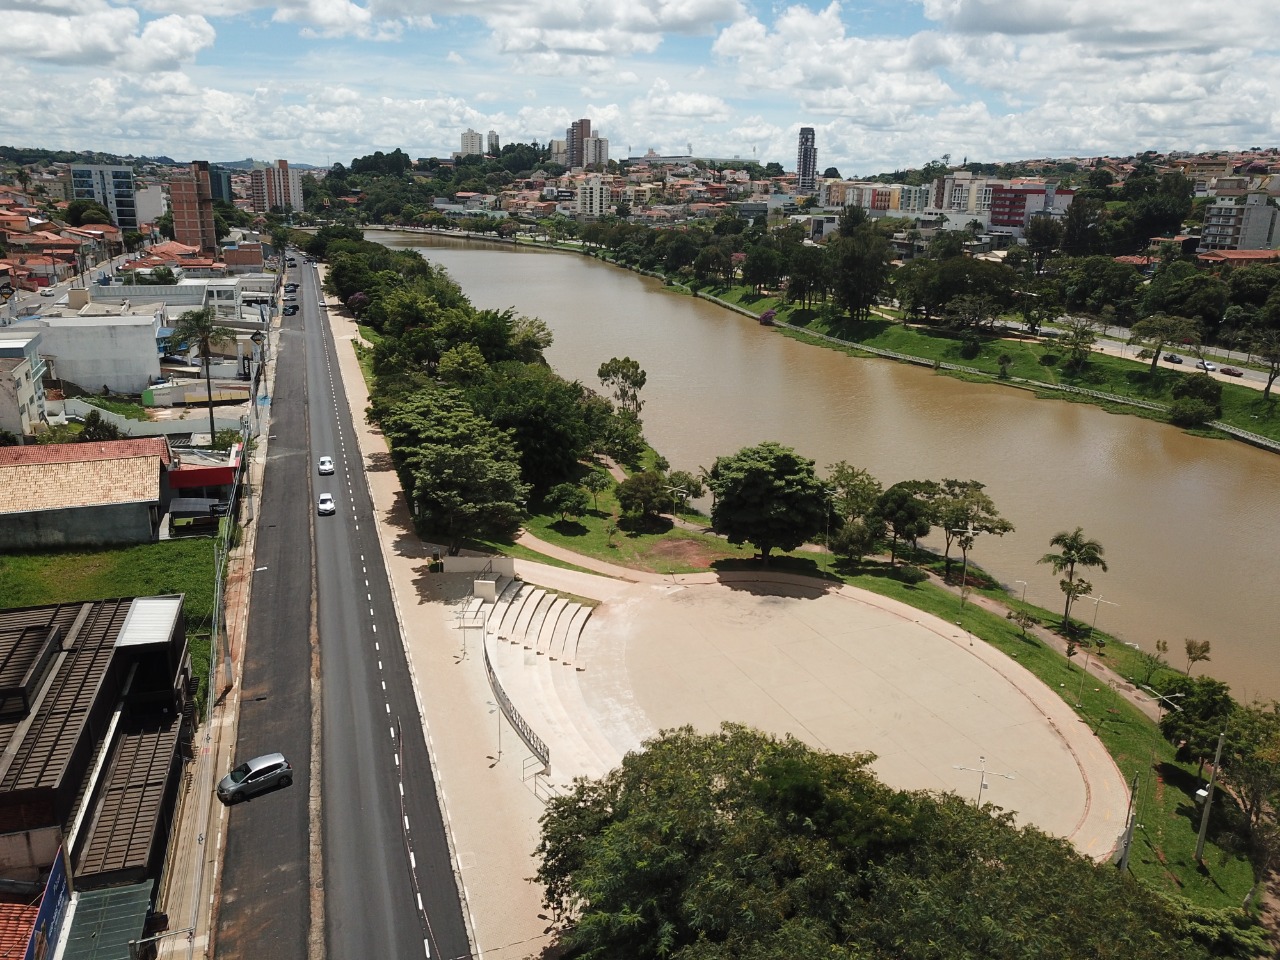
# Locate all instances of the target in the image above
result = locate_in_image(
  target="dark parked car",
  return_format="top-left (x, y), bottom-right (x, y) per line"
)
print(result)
top-left (1163, 353), bottom-right (1183, 364)
top-left (217, 753), bottom-right (293, 803)
top-left (1221, 366), bottom-right (1244, 377)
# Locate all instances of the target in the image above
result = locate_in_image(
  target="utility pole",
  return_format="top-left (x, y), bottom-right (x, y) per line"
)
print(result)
top-left (1117, 772), bottom-right (1140, 872)
top-left (1195, 730), bottom-right (1227, 863)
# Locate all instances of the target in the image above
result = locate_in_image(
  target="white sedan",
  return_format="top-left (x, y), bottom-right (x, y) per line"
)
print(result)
top-left (318, 455), bottom-right (334, 475)
top-left (317, 493), bottom-right (336, 515)
top-left (1196, 360), bottom-right (1217, 372)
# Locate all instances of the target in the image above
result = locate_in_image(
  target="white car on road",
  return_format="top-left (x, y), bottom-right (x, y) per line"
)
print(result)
top-left (317, 493), bottom-right (336, 515)
top-left (318, 455), bottom-right (334, 475)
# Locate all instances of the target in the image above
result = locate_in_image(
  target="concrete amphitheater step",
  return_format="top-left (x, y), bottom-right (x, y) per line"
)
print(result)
top-left (548, 644), bottom-right (621, 776)
top-left (533, 597), bottom-right (568, 657)
top-left (559, 605), bottom-right (592, 664)
top-left (511, 588), bottom-right (547, 645)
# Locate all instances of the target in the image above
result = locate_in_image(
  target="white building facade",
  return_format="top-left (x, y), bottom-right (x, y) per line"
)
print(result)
top-left (0, 333), bottom-right (48, 437)
top-left (575, 175), bottom-right (611, 221)
top-left (69, 165), bottom-right (139, 231)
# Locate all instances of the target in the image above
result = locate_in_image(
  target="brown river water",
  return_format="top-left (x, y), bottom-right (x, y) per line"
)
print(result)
top-left (376, 232), bottom-right (1280, 702)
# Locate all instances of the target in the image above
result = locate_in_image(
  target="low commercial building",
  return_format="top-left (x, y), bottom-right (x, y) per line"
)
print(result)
top-left (0, 595), bottom-right (196, 955)
top-left (0, 439), bottom-right (174, 548)
top-left (2, 309), bottom-right (165, 394)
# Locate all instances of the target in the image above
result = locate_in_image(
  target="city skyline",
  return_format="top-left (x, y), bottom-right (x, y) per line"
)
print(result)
top-left (2, 1), bottom-right (1278, 176)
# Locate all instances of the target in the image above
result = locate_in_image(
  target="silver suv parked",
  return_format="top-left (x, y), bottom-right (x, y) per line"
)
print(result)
top-left (217, 753), bottom-right (293, 804)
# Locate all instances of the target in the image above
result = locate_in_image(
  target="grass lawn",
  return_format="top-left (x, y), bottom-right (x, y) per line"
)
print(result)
top-left (81, 395), bottom-right (151, 421)
top-left (497, 492), bottom-right (1257, 910)
top-left (0, 539), bottom-right (219, 699)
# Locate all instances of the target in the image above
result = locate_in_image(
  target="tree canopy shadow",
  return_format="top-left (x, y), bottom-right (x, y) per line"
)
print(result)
top-left (548, 518), bottom-right (589, 537)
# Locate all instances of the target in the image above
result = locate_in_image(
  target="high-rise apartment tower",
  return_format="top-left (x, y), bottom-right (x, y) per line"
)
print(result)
top-left (797, 127), bottom-right (817, 195)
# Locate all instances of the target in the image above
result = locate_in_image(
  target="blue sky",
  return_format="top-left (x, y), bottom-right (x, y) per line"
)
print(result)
top-left (3, 0), bottom-right (1277, 175)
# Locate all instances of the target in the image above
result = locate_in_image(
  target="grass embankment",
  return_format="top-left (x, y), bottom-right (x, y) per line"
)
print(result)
top-left (487, 475), bottom-right (1255, 910)
top-left (81, 395), bottom-right (151, 421)
top-left (0, 539), bottom-right (218, 699)
top-left (700, 284), bottom-right (1280, 443)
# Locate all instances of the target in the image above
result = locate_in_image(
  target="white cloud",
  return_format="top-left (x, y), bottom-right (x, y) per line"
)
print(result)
top-left (1, 0), bottom-right (1277, 173)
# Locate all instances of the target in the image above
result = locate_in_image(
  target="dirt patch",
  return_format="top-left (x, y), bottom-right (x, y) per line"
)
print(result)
top-left (647, 537), bottom-right (724, 570)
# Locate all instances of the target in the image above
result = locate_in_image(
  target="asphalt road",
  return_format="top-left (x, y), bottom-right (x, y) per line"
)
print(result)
top-left (216, 276), bottom-right (314, 958)
top-left (212, 255), bottom-right (470, 960)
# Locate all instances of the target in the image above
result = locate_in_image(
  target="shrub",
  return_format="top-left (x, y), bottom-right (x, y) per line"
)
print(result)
top-left (958, 335), bottom-right (982, 360)
top-left (892, 564), bottom-right (928, 585)
top-left (1169, 397), bottom-right (1217, 427)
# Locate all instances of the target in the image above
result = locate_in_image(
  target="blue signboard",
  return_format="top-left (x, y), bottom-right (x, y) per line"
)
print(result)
top-left (25, 849), bottom-right (70, 960)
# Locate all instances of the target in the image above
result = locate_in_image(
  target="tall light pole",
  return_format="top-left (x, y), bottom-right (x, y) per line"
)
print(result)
top-left (954, 755), bottom-right (1015, 806)
top-left (1075, 595), bottom-right (1118, 707)
top-left (1014, 579), bottom-right (1028, 606)
top-left (1195, 731), bottom-right (1227, 863)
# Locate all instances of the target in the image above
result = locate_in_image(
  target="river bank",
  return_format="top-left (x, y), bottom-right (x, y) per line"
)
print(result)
top-left (369, 229), bottom-right (1280, 703)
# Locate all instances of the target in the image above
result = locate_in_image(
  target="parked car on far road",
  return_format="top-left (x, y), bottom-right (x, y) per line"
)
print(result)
top-left (1163, 354), bottom-right (1183, 364)
top-left (1221, 366), bottom-right (1244, 377)
top-left (1196, 360), bottom-right (1217, 372)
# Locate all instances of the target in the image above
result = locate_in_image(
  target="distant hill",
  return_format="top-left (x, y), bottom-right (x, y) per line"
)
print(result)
top-left (214, 158), bottom-right (324, 171)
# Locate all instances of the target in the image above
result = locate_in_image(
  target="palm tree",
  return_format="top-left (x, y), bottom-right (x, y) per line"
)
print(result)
top-left (1038, 527), bottom-right (1108, 630)
top-left (169, 306), bottom-right (238, 444)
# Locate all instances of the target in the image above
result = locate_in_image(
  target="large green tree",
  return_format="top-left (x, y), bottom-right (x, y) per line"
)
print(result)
top-left (827, 224), bottom-right (893, 321)
top-left (1158, 675), bottom-right (1235, 779)
top-left (872, 480), bottom-right (936, 565)
top-left (1128, 314), bottom-right (1201, 375)
top-left (168, 306), bottom-right (238, 444)
top-left (380, 389), bottom-right (528, 553)
top-left (708, 441), bottom-right (829, 564)
top-left (535, 724), bottom-right (1226, 960)
top-left (1038, 526), bottom-right (1107, 629)
top-left (597, 356), bottom-right (647, 417)
top-left (933, 479), bottom-right (1014, 579)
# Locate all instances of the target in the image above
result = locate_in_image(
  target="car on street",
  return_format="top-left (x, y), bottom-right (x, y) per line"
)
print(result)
top-left (217, 753), bottom-right (293, 804)
top-left (283, 295), bottom-right (297, 302)
top-left (1163, 353), bottom-right (1183, 364)
top-left (1196, 360), bottom-right (1217, 372)
top-left (284, 283), bottom-right (298, 292)
top-left (283, 305), bottom-right (299, 315)
top-left (318, 455), bottom-right (334, 475)
top-left (317, 493), bottom-right (336, 515)
top-left (39, 288), bottom-right (56, 297)
top-left (1221, 366), bottom-right (1244, 377)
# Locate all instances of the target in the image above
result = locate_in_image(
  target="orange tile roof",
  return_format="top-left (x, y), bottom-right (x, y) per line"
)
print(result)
top-left (0, 901), bottom-right (39, 957)
top-left (0, 438), bottom-right (171, 468)
top-left (0, 439), bottom-right (171, 515)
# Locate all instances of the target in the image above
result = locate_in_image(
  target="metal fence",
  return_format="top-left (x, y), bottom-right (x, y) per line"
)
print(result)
top-left (482, 640), bottom-right (550, 771)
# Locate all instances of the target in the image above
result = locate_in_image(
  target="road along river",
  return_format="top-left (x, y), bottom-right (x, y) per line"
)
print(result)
top-left (375, 232), bottom-right (1280, 702)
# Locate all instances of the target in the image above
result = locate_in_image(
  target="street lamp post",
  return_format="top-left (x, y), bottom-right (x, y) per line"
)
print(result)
top-left (1075, 595), bottom-right (1118, 707)
top-left (1195, 731), bottom-right (1227, 863)
top-left (1015, 579), bottom-right (1028, 606)
top-left (954, 755), bottom-right (1015, 806)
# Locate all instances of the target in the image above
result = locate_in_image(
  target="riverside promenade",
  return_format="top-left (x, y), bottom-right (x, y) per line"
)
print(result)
top-left (321, 290), bottom-right (1132, 959)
